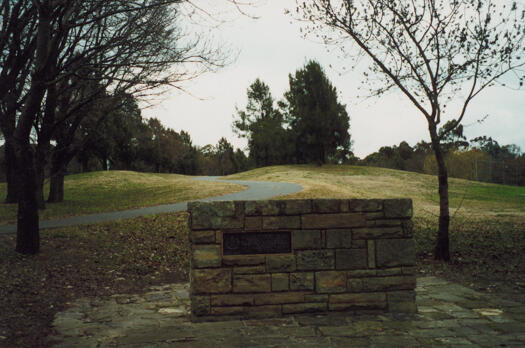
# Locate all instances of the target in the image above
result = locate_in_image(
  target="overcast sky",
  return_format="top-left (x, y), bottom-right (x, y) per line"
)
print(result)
top-left (142, 0), bottom-right (525, 158)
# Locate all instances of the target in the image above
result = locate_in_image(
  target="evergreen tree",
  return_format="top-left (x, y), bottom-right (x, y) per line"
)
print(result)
top-left (233, 79), bottom-right (290, 166)
top-left (216, 137), bottom-right (236, 175)
top-left (282, 61), bottom-right (351, 165)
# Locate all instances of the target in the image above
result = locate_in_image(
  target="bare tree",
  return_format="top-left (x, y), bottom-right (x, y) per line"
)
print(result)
top-left (295, 0), bottom-right (525, 260)
top-left (0, 0), bottom-right (232, 254)
top-left (0, 1), bottom-right (37, 204)
top-left (40, 1), bottom-right (228, 204)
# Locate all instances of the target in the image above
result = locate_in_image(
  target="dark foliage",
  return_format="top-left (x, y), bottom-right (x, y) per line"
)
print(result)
top-left (233, 62), bottom-right (352, 166)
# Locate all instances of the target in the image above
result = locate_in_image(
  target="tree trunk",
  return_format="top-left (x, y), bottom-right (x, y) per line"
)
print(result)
top-left (48, 173), bottom-right (64, 202)
top-left (318, 144), bottom-right (325, 166)
top-left (35, 159), bottom-right (46, 209)
top-left (15, 1), bottom-right (54, 254)
top-left (15, 141), bottom-right (40, 254)
top-left (81, 156), bottom-right (89, 172)
top-left (36, 64), bottom-right (59, 209)
top-left (430, 124), bottom-right (451, 261)
top-left (48, 147), bottom-right (70, 203)
top-left (4, 140), bottom-right (19, 203)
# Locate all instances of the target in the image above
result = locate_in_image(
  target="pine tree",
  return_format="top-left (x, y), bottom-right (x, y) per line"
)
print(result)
top-left (233, 79), bottom-right (290, 166)
top-left (282, 61), bottom-right (351, 165)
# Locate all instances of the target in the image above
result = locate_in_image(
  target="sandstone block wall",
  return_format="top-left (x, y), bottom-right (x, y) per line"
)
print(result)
top-left (188, 199), bottom-right (417, 321)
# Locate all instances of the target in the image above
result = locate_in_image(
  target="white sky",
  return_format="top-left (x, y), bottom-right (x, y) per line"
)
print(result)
top-left (142, 0), bottom-right (525, 158)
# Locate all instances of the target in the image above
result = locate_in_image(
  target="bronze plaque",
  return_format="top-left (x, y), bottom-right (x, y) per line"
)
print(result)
top-left (223, 231), bottom-right (291, 255)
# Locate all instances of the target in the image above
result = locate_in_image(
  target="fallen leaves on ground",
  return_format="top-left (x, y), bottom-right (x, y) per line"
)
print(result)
top-left (0, 212), bottom-right (190, 348)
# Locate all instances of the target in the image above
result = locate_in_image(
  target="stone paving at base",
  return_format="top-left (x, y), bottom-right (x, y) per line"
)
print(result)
top-left (47, 277), bottom-right (525, 347)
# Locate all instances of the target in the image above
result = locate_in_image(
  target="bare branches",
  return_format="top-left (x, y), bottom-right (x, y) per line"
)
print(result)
top-left (295, 0), bottom-right (524, 133)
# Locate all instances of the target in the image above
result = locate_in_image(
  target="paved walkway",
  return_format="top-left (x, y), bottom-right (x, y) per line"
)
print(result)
top-left (47, 277), bottom-right (525, 347)
top-left (0, 177), bottom-right (303, 234)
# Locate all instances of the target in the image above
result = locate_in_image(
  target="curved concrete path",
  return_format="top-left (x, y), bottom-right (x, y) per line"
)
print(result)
top-left (0, 177), bottom-right (302, 234)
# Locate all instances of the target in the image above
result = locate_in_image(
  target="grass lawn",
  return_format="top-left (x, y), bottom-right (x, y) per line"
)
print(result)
top-left (1, 165), bottom-right (524, 346)
top-left (0, 170), bottom-right (244, 224)
top-left (226, 165), bottom-right (525, 293)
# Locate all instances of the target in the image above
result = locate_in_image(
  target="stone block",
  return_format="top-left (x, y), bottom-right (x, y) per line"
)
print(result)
top-left (315, 271), bottom-right (347, 293)
top-left (271, 273), bottom-right (289, 291)
top-left (249, 305), bottom-right (283, 318)
top-left (223, 255), bottom-right (265, 266)
top-left (233, 265), bottom-right (266, 274)
top-left (211, 305), bottom-right (281, 317)
top-left (296, 250), bottom-right (335, 270)
top-left (192, 269), bottom-right (232, 294)
top-left (363, 276), bottom-right (416, 292)
top-left (367, 240), bottom-right (376, 269)
top-left (347, 278), bottom-right (364, 292)
top-left (352, 227), bottom-right (404, 240)
top-left (376, 268), bottom-right (403, 276)
top-left (383, 199), bottom-right (413, 218)
top-left (348, 199), bottom-right (383, 212)
top-left (209, 306), bottom-right (246, 316)
top-left (326, 229), bottom-right (352, 248)
top-left (284, 200), bottom-right (312, 215)
top-left (376, 239), bottom-right (415, 267)
top-left (266, 255), bottom-right (296, 272)
top-left (233, 274), bottom-right (271, 293)
top-left (304, 294), bottom-right (329, 302)
top-left (347, 270), bottom-right (376, 278)
top-left (293, 230), bottom-right (322, 249)
top-left (263, 216), bottom-right (300, 230)
top-left (301, 213), bottom-right (366, 229)
top-left (335, 249), bottom-right (367, 270)
top-left (364, 212), bottom-right (385, 220)
top-left (387, 290), bottom-right (416, 303)
top-left (211, 294), bottom-right (254, 306)
top-left (328, 292), bottom-right (387, 310)
top-left (191, 230), bottom-right (216, 244)
top-left (351, 240), bottom-right (366, 249)
top-left (367, 219), bottom-right (402, 227)
top-left (245, 201), bottom-right (281, 216)
top-left (290, 272), bottom-right (314, 290)
top-left (191, 295), bottom-right (210, 316)
top-left (313, 199), bottom-right (348, 213)
top-left (189, 201), bottom-right (236, 217)
top-left (194, 217), bottom-right (244, 230)
top-left (254, 292), bottom-right (305, 305)
top-left (190, 201), bottom-right (244, 230)
top-left (192, 245), bottom-right (221, 268)
top-left (247, 305), bottom-right (282, 318)
top-left (282, 303), bottom-right (327, 314)
top-left (245, 216), bottom-right (262, 231)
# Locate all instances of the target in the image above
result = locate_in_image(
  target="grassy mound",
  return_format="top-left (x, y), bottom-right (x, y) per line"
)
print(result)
top-left (0, 171), bottom-right (244, 224)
